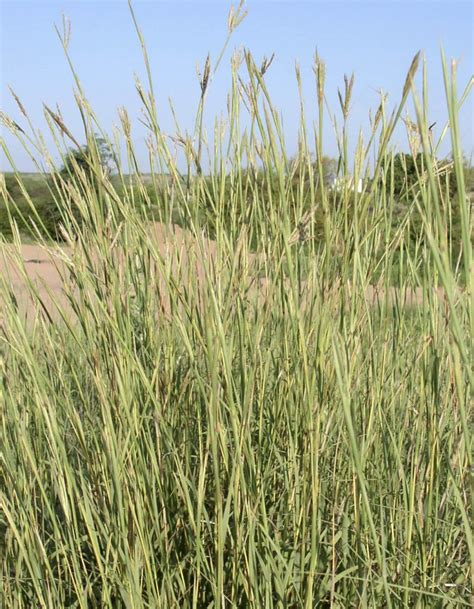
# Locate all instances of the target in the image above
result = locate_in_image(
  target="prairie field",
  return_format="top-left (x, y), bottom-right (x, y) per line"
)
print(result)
top-left (0, 5), bottom-right (472, 608)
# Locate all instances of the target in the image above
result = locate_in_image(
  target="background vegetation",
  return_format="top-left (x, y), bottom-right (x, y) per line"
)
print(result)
top-left (2, 152), bottom-right (473, 246)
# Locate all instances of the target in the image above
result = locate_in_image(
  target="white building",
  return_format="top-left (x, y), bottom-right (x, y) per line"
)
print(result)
top-left (328, 175), bottom-right (363, 193)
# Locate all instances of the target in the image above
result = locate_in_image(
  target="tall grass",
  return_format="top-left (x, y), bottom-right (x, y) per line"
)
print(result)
top-left (0, 4), bottom-right (472, 607)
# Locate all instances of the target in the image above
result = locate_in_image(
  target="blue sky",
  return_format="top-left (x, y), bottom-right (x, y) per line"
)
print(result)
top-left (1, 0), bottom-right (472, 172)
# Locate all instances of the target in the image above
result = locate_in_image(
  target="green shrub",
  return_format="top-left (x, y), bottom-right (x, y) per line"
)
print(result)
top-left (1, 174), bottom-right (64, 240)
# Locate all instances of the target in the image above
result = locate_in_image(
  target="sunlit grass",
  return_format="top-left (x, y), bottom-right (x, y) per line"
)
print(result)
top-left (0, 3), bottom-right (472, 607)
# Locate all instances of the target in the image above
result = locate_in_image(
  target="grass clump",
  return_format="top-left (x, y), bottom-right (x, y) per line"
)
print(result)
top-left (0, 4), bottom-right (472, 608)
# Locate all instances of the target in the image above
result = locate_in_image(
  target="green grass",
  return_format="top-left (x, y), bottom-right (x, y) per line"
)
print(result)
top-left (0, 5), bottom-right (472, 608)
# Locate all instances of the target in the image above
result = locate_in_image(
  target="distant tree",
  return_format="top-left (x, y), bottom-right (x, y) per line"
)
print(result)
top-left (288, 155), bottom-right (337, 188)
top-left (46, 135), bottom-right (113, 239)
top-left (388, 152), bottom-right (458, 199)
top-left (3, 174), bottom-right (20, 197)
top-left (59, 134), bottom-right (113, 187)
top-left (464, 160), bottom-right (474, 193)
top-left (390, 153), bottom-right (421, 198)
top-left (320, 156), bottom-right (338, 187)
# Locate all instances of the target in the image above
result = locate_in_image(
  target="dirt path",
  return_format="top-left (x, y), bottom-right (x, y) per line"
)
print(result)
top-left (0, 223), bottom-right (454, 329)
top-left (0, 223), bottom-right (220, 327)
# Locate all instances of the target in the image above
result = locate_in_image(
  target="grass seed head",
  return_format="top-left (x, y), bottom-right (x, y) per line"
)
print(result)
top-left (402, 50), bottom-right (421, 98)
top-left (198, 54), bottom-right (211, 96)
top-left (313, 52), bottom-right (326, 106)
top-left (118, 106), bottom-right (131, 139)
top-left (0, 111), bottom-right (25, 134)
top-left (43, 104), bottom-right (81, 148)
top-left (228, 0), bottom-right (248, 33)
top-left (8, 87), bottom-right (27, 117)
top-left (260, 53), bottom-right (275, 76)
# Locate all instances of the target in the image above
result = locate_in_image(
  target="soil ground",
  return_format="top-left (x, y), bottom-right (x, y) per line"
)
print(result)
top-left (0, 223), bottom-right (452, 329)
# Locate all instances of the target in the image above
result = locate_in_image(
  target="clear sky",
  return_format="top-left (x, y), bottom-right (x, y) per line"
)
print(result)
top-left (1, 0), bottom-right (473, 173)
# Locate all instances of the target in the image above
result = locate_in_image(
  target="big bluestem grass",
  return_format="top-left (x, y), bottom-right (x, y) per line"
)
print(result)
top-left (0, 3), bottom-right (472, 607)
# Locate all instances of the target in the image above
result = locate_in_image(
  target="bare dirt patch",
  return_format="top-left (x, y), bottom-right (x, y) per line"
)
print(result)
top-left (0, 222), bottom-right (453, 329)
